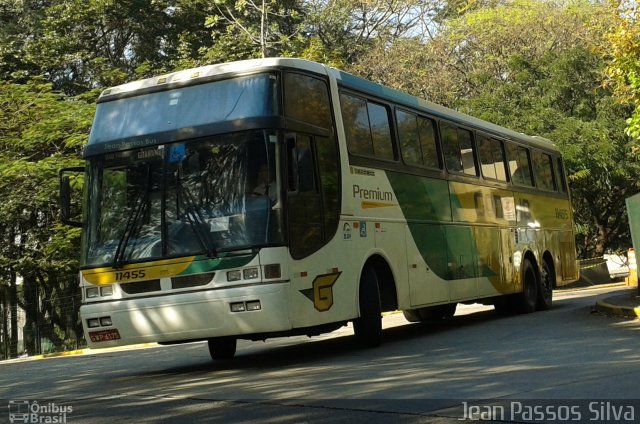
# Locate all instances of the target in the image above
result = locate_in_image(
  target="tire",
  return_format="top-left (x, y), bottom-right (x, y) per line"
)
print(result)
top-left (353, 267), bottom-right (382, 347)
top-left (208, 337), bottom-right (237, 360)
top-left (402, 309), bottom-right (422, 323)
top-left (537, 260), bottom-right (554, 311)
top-left (516, 258), bottom-right (538, 314)
top-left (494, 296), bottom-right (517, 315)
top-left (420, 303), bottom-right (457, 321)
top-left (404, 303), bottom-right (457, 323)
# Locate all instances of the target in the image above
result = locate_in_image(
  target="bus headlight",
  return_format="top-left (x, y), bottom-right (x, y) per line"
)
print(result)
top-left (243, 267), bottom-right (259, 280)
top-left (100, 285), bottom-right (114, 297)
top-left (227, 270), bottom-right (241, 282)
top-left (87, 318), bottom-right (100, 328)
top-left (86, 287), bottom-right (99, 298)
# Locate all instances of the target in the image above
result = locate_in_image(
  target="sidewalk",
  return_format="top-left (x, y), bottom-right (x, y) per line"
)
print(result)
top-left (594, 287), bottom-right (640, 319)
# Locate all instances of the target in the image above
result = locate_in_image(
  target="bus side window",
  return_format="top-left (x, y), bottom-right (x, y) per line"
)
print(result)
top-left (506, 142), bottom-right (533, 186)
top-left (556, 157), bottom-right (568, 193)
top-left (339, 92), bottom-right (394, 161)
top-left (397, 109), bottom-right (439, 169)
top-left (284, 72), bottom-right (333, 129)
top-left (532, 150), bottom-right (557, 191)
top-left (441, 122), bottom-right (477, 176)
top-left (479, 136), bottom-right (507, 181)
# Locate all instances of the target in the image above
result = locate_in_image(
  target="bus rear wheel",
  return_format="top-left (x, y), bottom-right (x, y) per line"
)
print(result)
top-left (516, 258), bottom-right (538, 314)
top-left (208, 336), bottom-right (237, 360)
top-left (353, 266), bottom-right (382, 347)
top-left (537, 260), bottom-right (554, 310)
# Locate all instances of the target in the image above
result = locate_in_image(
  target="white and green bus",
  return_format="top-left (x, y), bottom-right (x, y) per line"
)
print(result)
top-left (60, 58), bottom-right (578, 360)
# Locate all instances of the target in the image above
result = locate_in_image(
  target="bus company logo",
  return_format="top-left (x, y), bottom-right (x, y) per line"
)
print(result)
top-left (8, 400), bottom-right (73, 424)
top-left (300, 272), bottom-right (341, 312)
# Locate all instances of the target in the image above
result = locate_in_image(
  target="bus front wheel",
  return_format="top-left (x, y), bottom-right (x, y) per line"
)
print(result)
top-left (208, 336), bottom-right (237, 360)
top-left (353, 266), bottom-right (382, 347)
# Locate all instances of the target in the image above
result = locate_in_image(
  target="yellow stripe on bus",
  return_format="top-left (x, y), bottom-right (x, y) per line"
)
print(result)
top-left (81, 256), bottom-right (196, 285)
top-left (361, 201), bottom-right (397, 209)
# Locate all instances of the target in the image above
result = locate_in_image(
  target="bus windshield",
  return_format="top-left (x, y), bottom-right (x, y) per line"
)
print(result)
top-left (83, 130), bottom-right (282, 267)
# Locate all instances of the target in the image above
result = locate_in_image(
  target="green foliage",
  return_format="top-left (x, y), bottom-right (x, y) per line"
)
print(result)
top-left (602, 0), bottom-right (640, 140)
top-left (201, 0), bottom-right (306, 62)
top-left (0, 79), bottom-right (92, 353)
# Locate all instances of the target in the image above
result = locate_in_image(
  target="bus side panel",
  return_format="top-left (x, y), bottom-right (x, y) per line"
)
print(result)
top-left (559, 230), bottom-right (579, 283)
top-left (475, 225), bottom-right (505, 297)
top-left (446, 225), bottom-right (479, 301)
top-left (287, 219), bottom-right (369, 330)
top-left (374, 221), bottom-right (410, 309)
top-left (405, 224), bottom-right (450, 307)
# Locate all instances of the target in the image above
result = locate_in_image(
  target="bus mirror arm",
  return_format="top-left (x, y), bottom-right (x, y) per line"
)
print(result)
top-left (59, 167), bottom-right (84, 227)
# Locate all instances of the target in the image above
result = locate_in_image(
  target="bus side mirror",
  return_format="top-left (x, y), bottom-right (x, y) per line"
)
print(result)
top-left (59, 167), bottom-right (84, 227)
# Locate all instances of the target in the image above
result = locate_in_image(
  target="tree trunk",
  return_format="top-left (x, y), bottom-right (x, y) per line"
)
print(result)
top-left (21, 276), bottom-right (39, 355)
top-left (9, 270), bottom-right (18, 358)
top-left (1, 285), bottom-right (8, 359)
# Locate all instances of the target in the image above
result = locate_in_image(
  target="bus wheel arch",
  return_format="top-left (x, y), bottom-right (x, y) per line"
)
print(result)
top-left (363, 254), bottom-right (398, 312)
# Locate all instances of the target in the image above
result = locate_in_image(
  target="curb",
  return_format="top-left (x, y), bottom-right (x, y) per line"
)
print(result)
top-left (1, 343), bottom-right (158, 364)
top-left (595, 299), bottom-right (640, 319)
top-left (556, 282), bottom-right (627, 292)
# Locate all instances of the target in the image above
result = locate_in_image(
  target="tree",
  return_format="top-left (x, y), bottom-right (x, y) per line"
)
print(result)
top-left (199, 0), bottom-right (306, 63)
top-left (603, 0), bottom-right (640, 140)
top-left (302, 0), bottom-right (439, 67)
top-left (0, 79), bottom-right (93, 354)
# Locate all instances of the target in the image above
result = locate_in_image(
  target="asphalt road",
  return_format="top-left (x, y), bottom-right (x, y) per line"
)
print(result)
top-left (1, 285), bottom-right (639, 423)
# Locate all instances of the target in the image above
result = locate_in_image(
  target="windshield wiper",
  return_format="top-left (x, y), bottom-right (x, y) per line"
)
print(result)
top-left (176, 174), bottom-right (218, 258)
top-left (112, 167), bottom-right (151, 268)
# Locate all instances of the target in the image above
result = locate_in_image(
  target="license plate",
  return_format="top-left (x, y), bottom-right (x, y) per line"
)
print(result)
top-left (89, 329), bottom-right (121, 342)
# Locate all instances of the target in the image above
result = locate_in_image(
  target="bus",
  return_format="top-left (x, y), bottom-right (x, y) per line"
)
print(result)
top-left (60, 58), bottom-right (579, 360)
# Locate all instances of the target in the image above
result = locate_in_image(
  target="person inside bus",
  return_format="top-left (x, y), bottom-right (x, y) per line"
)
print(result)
top-left (251, 164), bottom-right (276, 202)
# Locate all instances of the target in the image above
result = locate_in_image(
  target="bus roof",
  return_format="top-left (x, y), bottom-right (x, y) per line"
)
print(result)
top-left (97, 57), bottom-right (558, 153)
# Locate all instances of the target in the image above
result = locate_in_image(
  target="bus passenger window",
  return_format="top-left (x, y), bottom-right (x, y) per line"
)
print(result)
top-left (417, 116), bottom-right (439, 169)
top-left (340, 93), bottom-right (373, 157)
top-left (479, 136), bottom-right (507, 181)
top-left (368, 103), bottom-right (394, 160)
top-left (340, 92), bottom-right (394, 160)
top-left (441, 122), bottom-right (477, 176)
top-left (556, 158), bottom-right (568, 193)
top-left (397, 110), bottom-right (421, 165)
top-left (441, 123), bottom-right (461, 172)
top-left (397, 110), bottom-right (439, 169)
top-left (532, 150), bottom-right (557, 191)
top-left (506, 142), bottom-right (533, 186)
